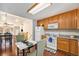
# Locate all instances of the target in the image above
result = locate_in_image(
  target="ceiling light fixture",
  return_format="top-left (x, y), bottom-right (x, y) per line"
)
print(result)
top-left (27, 3), bottom-right (52, 15)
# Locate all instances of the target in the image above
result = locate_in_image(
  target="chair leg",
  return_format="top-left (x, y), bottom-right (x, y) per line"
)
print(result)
top-left (0, 43), bottom-right (2, 49)
top-left (10, 40), bottom-right (12, 46)
top-left (23, 49), bottom-right (25, 56)
top-left (17, 48), bottom-right (19, 56)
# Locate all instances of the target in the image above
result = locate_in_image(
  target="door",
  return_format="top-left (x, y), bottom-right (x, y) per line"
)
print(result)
top-left (59, 10), bottom-right (77, 29)
top-left (77, 9), bottom-right (79, 29)
top-left (57, 38), bottom-right (69, 52)
top-left (69, 39), bottom-right (78, 55)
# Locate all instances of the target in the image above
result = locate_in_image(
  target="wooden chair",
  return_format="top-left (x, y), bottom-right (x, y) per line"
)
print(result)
top-left (16, 34), bottom-right (24, 42)
top-left (16, 33), bottom-right (28, 56)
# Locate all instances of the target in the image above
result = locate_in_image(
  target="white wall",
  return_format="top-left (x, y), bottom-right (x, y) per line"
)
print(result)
top-left (0, 11), bottom-right (33, 40)
top-left (23, 19), bottom-right (33, 40)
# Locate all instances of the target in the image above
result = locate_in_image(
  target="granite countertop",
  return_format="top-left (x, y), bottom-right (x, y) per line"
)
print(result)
top-left (58, 35), bottom-right (79, 41)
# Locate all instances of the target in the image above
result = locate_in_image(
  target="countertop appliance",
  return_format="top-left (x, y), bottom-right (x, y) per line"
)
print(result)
top-left (48, 23), bottom-right (58, 29)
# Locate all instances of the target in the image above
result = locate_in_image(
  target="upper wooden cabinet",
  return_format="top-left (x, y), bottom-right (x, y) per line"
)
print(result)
top-left (37, 9), bottom-right (79, 29)
top-left (70, 10), bottom-right (77, 29)
top-left (77, 9), bottom-right (79, 29)
top-left (37, 18), bottom-right (49, 29)
top-left (37, 15), bottom-right (59, 29)
top-left (58, 13), bottom-right (68, 29)
top-left (37, 20), bottom-right (42, 26)
top-left (48, 16), bottom-right (59, 24)
top-left (59, 10), bottom-right (77, 29)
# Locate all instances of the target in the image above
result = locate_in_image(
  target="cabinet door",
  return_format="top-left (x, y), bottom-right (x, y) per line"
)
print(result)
top-left (59, 12), bottom-right (72, 29)
top-left (77, 9), bottom-right (79, 29)
top-left (48, 16), bottom-right (59, 24)
top-left (37, 20), bottom-right (42, 26)
top-left (37, 21), bottom-right (40, 26)
top-left (70, 10), bottom-right (77, 29)
top-left (69, 39), bottom-right (78, 55)
top-left (43, 19), bottom-right (49, 30)
top-left (59, 14), bottom-right (67, 29)
top-left (37, 20), bottom-right (45, 26)
top-left (37, 19), bottom-right (49, 29)
top-left (77, 18), bottom-right (79, 29)
top-left (59, 10), bottom-right (77, 29)
top-left (78, 41), bottom-right (79, 56)
top-left (57, 38), bottom-right (69, 52)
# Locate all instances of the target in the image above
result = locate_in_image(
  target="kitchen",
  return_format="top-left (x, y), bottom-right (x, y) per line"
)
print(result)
top-left (0, 3), bottom-right (79, 56)
top-left (37, 8), bottom-right (79, 56)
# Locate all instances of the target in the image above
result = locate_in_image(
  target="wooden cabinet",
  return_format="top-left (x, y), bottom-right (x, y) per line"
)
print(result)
top-left (57, 38), bottom-right (69, 52)
top-left (37, 20), bottom-right (42, 26)
top-left (58, 13), bottom-right (68, 29)
top-left (77, 9), bottom-right (79, 29)
top-left (37, 18), bottom-right (49, 29)
top-left (43, 19), bottom-right (49, 29)
top-left (57, 37), bottom-right (78, 55)
top-left (37, 9), bottom-right (78, 29)
top-left (59, 10), bottom-right (77, 29)
top-left (48, 16), bottom-right (59, 24)
top-left (69, 39), bottom-right (78, 55)
top-left (77, 19), bottom-right (79, 29)
top-left (37, 15), bottom-right (59, 29)
top-left (70, 10), bottom-right (77, 29)
top-left (78, 41), bottom-right (79, 55)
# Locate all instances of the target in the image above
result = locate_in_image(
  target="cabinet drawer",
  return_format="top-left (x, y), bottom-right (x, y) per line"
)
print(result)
top-left (78, 41), bottom-right (79, 55)
top-left (58, 38), bottom-right (69, 42)
top-left (69, 39), bottom-right (78, 55)
top-left (58, 42), bottom-right (69, 52)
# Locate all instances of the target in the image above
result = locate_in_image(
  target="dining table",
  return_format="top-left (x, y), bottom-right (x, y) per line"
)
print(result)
top-left (16, 40), bottom-right (37, 56)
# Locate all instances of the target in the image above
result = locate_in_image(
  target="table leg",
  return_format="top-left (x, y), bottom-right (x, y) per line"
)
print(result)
top-left (10, 39), bottom-right (12, 47)
top-left (27, 48), bottom-right (30, 53)
top-left (5, 39), bottom-right (6, 52)
top-left (23, 49), bottom-right (25, 56)
top-left (35, 44), bottom-right (37, 56)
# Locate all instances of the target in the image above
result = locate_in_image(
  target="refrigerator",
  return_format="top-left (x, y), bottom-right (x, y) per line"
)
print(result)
top-left (35, 26), bottom-right (45, 42)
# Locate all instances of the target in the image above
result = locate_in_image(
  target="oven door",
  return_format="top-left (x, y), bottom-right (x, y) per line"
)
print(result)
top-left (47, 36), bottom-right (57, 50)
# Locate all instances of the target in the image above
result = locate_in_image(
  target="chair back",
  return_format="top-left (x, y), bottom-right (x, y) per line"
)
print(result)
top-left (4, 32), bottom-right (12, 40)
top-left (16, 34), bottom-right (24, 42)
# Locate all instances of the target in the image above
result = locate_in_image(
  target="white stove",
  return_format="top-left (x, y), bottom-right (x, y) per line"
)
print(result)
top-left (45, 32), bottom-right (57, 53)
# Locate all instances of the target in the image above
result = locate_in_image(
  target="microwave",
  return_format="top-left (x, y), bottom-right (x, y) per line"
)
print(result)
top-left (48, 23), bottom-right (58, 29)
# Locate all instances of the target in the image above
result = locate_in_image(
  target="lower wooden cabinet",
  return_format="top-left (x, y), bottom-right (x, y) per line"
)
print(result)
top-left (57, 38), bottom-right (69, 52)
top-left (57, 37), bottom-right (78, 55)
top-left (78, 41), bottom-right (79, 55)
top-left (69, 39), bottom-right (78, 55)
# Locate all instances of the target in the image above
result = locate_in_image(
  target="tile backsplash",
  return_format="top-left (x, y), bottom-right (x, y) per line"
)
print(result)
top-left (45, 30), bottom-right (79, 36)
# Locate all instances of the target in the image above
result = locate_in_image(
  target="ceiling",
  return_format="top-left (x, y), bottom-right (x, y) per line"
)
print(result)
top-left (0, 3), bottom-right (79, 20)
